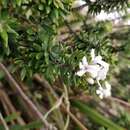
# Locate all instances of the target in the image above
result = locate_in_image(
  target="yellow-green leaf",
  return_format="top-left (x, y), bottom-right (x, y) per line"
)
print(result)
top-left (0, 29), bottom-right (8, 48)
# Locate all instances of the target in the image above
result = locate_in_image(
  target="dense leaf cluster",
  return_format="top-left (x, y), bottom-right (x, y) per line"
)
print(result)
top-left (0, 0), bottom-right (128, 86)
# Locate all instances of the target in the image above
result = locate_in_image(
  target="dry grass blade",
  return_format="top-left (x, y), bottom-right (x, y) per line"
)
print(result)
top-left (0, 63), bottom-right (56, 130)
top-left (0, 112), bottom-right (9, 130)
top-left (33, 74), bottom-right (88, 130)
top-left (0, 86), bottom-right (25, 125)
top-left (110, 97), bottom-right (130, 109)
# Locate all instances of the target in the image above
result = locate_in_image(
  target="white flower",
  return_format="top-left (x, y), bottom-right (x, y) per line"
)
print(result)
top-left (72, 0), bottom-right (88, 16)
top-left (76, 56), bottom-right (100, 78)
top-left (76, 49), bottom-right (109, 85)
top-left (91, 49), bottom-right (109, 81)
top-left (90, 0), bottom-right (96, 2)
top-left (96, 81), bottom-right (111, 99)
top-left (72, 0), bottom-right (86, 8)
top-left (76, 56), bottom-right (88, 76)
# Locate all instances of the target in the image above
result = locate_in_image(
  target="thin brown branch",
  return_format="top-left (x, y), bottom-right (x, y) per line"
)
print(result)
top-left (0, 63), bottom-right (55, 130)
top-left (0, 83), bottom-right (25, 125)
top-left (33, 74), bottom-right (88, 130)
top-left (110, 97), bottom-right (130, 109)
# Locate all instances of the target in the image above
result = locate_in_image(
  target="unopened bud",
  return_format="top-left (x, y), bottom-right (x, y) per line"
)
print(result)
top-left (87, 78), bottom-right (94, 85)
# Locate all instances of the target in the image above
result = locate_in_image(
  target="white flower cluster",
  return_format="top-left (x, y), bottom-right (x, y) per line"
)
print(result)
top-left (76, 49), bottom-right (111, 99)
top-left (96, 81), bottom-right (111, 99)
top-left (72, 0), bottom-right (96, 16)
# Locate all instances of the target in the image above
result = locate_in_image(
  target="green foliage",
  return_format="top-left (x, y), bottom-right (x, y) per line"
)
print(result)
top-left (0, 0), bottom-right (128, 84)
top-left (0, 11), bottom-right (18, 55)
top-left (13, 21), bottom-right (115, 88)
top-left (72, 100), bottom-right (126, 130)
top-left (4, 112), bottom-right (20, 122)
top-left (0, 113), bottom-right (43, 130)
top-left (0, 0), bottom-right (130, 130)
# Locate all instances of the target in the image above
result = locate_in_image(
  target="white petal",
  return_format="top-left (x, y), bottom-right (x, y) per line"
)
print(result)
top-left (106, 91), bottom-right (111, 97)
top-left (72, 0), bottom-right (86, 8)
top-left (82, 56), bottom-right (88, 66)
top-left (94, 58), bottom-right (109, 69)
top-left (87, 65), bottom-right (100, 78)
top-left (96, 90), bottom-right (101, 94)
top-left (79, 56), bottom-right (88, 69)
top-left (79, 62), bottom-right (84, 69)
top-left (96, 62), bottom-right (109, 81)
top-left (96, 88), bottom-right (104, 99)
top-left (90, 0), bottom-right (96, 2)
top-left (96, 81), bottom-right (111, 99)
top-left (103, 89), bottom-right (111, 97)
top-left (91, 49), bottom-right (95, 61)
top-left (99, 94), bottom-right (103, 99)
top-left (97, 67), bottom-right (107, 80)
top-left (104, 81), bottom-right (111, 90)
top-left (72, 0), bottom-right (88, 16)
top-left (100, 61), bottom-right (109, 69)
top-left (93, 55), bottom-right (102, 64)
top-left (76, 70), bottom-right (86, 77)
top-left (79, 7), bottom-right (88, 16)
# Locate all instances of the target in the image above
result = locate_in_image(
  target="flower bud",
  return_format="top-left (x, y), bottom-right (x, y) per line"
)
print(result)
top-left (87, 78), bottom-right (94, 85)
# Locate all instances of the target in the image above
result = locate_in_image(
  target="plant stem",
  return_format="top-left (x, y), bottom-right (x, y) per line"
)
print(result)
top-left (0, 112), bottom-right (9, 130)
top-left (34, 74), bottom-right (88, 130)
top-left (0, 63), bottom-right (56, 130)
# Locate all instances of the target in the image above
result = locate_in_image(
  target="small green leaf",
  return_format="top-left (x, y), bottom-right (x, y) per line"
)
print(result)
top-left (38, 4), bottom-right (44, 11)
top-left (16, 0), bottom-right (22, 6)
top-left (5, 113), bottom-right (20, 122)
top-left (0, 29), bottom-right (8, 48)
top-left (6, 25), bottom-right (18, 36)
top-left (21, 68), bottom-right (26, 80)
